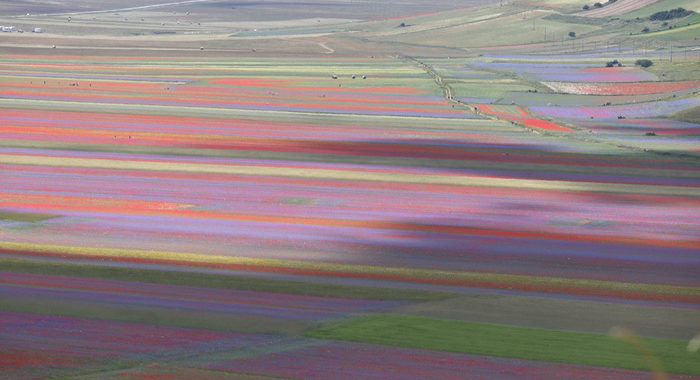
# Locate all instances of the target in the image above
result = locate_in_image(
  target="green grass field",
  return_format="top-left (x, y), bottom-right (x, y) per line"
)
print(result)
top-left (0, 211), bottom-right (58, 222)
top-left (306, 314), bottom-right (700, 375)
top-left (672, 105), bottom-right (700, 123)
top-left (377, 12), bottom-right (601, 48)
top-left (622, 0), bottom-right (700, 18)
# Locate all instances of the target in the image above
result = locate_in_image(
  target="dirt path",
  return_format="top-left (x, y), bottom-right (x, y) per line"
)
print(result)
top-left (317, 42), bottom-right (335, 54)
top-left (406, 57), bottom-right (455, 101)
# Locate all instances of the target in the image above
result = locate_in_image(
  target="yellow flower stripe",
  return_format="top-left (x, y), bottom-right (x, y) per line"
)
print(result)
top-left (1, 153), bottom-right (698, 197)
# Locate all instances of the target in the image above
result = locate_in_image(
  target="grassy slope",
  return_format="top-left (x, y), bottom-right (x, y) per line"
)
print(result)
top-left (527, 0), bottom-right (593, 12)
top-left (674, 11), bottom-right (700, 24)
top-left (306, 314), bottom-right (700, 375)
top-left (644, 61), bottom-right (700, 81)
top-left (671, 105), bottom-right (700, 123)
top-left (642, 21), bottom-right (700, 39)
top-left (377, 11), bottom-right (601, 48)
top-left (622, 0), bottom-right (700, 18)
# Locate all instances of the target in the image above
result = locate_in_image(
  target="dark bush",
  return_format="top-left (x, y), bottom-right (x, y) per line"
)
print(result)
top-left (649, 8), bottom-right (694, 21)
top-left (583, 4), bottom-right (590, 9)
top-left (569, 31), bottom-right (576, 37)
top-left (635, 59), bottom-right (653, 67)
top-left (594, 2), bottom-right (603, 7)
top-left (605, 59), bottom-right (620, 67)
top-left (642, 26), bottom-right (650, 33)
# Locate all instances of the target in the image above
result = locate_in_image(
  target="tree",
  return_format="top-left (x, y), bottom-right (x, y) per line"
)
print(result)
top-left (594, 2), bottom-right (603, 7)
top-left (635, 59), bottom-right (653, 67)
top-left (583, 4), bottom-right (590, 10)
top-left (568, 31), bottom-right (576, 37)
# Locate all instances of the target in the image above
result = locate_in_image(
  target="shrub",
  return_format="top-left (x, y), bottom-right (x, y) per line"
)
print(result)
top-left (568, 31), bottom-right (576, 37)
top-left (642, 27), bottom-right (650, 33)
top-left (605, 59), bottom-right (620, 67)
top-left (636, 59), bottom-right (653, 67)
top-left (583, 4), bottom-right (590, 10)
top-left (649, 8), bottom-right (694, 21)
top-left (594, 2), bottom-right (603, 7)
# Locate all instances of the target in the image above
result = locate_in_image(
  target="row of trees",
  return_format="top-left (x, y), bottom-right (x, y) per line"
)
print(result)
top-left (603, 59), bottom-right (653, 68)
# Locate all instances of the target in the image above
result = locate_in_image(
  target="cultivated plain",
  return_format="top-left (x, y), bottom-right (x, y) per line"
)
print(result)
top-left (0, 0), bottom-right (699, 378)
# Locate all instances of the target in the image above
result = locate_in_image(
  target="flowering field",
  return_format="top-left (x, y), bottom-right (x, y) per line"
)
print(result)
top-left (1, 310), bottom-right (276, 379)
top-left (530, 97), bottom-right (700, 119)
top-left (0, 57), bottom-right (474, 118)
top-left (471, 62), bottom-right (659, 82)
top-left (543, 80), bottom-right (700, 95)
top-left (1, 37), bottom-right (699, 379)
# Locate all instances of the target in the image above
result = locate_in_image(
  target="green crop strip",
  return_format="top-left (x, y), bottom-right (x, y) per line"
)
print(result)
top-left (0, 257), bottom-right (453, 302)
top-left (0, 211), bottom-right (59, 223)
top-left (306, 314), bottom-right (700, 375)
